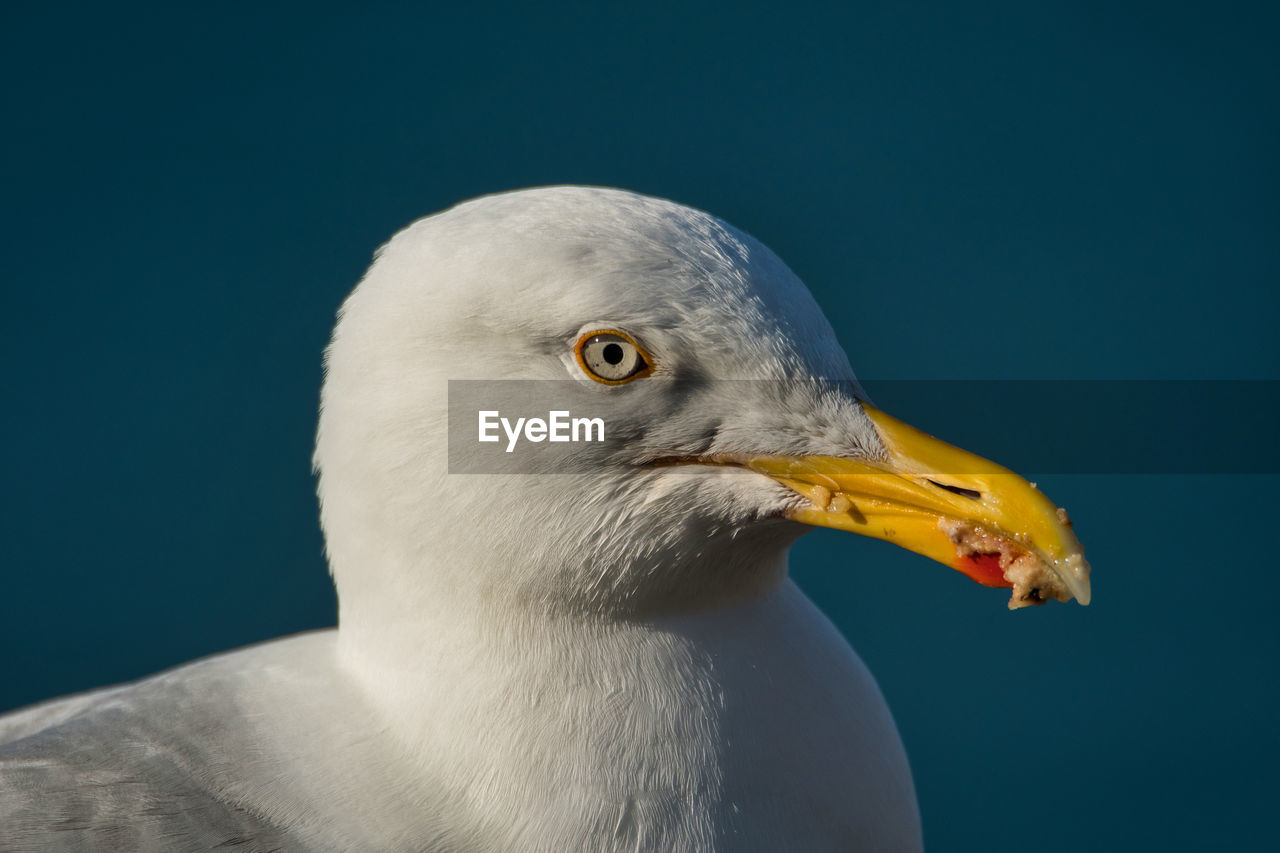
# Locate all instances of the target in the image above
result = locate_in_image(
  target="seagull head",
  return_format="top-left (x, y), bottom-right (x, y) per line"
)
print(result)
top-left (314, 187), bottom-right (1089, 634)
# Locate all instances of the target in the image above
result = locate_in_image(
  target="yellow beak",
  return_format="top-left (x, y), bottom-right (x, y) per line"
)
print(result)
top-left (747, 405), bottom-right (1091, 609)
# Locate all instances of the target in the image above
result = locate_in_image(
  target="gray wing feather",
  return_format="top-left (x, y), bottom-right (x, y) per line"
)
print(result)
top-left (0, 632), bottom-right (443, 852)
top-left (0, 697), bottom-right (298, 853)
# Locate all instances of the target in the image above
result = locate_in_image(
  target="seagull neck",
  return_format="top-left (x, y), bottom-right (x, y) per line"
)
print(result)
top-left (333, 573), bottom-right (796, 723)
top-left (333, 581), bottom-right (814, 813)
top-left (328, 519), bottom-right (799, 752)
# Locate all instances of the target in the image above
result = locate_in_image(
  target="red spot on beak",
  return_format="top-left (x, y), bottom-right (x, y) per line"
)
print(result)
top-left (956, 552), bottom-right (1012, 588)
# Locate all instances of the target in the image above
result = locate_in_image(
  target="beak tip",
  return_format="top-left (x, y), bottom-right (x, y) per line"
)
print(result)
top-left (1069, 562), bottom-right (1092, 607)
top-left (1059, 552), bottom-right (1092, 607)
top-left (999, 544), bottom-right (1092, 610)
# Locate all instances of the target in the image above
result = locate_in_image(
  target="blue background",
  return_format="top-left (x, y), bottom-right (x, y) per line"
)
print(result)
top-left (3, 3), bottom-right (1276, 849)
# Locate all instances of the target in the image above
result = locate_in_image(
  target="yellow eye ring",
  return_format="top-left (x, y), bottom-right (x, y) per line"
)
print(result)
top-left (574, 329), bottom-right (654, 385)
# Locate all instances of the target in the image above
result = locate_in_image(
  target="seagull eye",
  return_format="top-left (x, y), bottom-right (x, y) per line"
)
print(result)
top-left (575, 330), bottom-right (652, 384)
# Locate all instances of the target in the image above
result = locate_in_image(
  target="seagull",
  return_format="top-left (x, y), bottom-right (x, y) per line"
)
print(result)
top-left (0, 187), bottom-right (1090, 851)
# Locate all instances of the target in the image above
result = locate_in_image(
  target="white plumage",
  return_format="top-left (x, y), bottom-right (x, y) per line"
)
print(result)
top-left (0, 187), bottom-right (923, 851)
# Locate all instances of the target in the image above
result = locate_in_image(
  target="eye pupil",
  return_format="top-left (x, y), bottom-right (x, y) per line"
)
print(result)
top-left (602, 343), bottom-right (624, 365)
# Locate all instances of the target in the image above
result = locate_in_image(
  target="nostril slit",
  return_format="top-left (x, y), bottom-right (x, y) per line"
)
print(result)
top-left (927, 479), bottom-right (981, 500)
